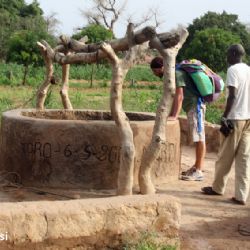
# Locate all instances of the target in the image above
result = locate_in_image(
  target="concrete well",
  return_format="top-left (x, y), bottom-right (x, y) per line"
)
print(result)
top-left (0, 109), bottom-right (180, 189)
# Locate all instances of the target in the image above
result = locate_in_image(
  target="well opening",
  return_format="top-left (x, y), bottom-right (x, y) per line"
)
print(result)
top-left (21, 110), bottom-right (156, 121)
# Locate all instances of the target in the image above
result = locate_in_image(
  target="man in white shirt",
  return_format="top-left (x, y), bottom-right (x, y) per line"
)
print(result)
top-left (202, 44), bottom-right (250, 205)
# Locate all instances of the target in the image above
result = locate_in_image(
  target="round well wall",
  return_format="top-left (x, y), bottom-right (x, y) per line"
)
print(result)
top-left (0, 109), bottom-right (180, 189)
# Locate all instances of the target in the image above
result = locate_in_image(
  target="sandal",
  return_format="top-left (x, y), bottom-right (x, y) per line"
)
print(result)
top-left (201, 186), bottom-right (221, 195)
top-left (231, 197), bottom-right (246, 205)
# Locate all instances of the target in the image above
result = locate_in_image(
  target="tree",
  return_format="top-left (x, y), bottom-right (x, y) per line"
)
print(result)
top-left (7, 30), bottom-right (54, 85)
top-left (44, 12), bottom-right (61, 36)
top-left (184, 28), bottom-right (241, 72)
top-left (126, 6), bottom-right (164, 29)
top-left (80, 0), bottom-right (127, 33)
top-left (72, 24), bottom-right (114, 87)
top-left (0, 0), bottom-right (24, 60)
top-left (19, 0), bottom-right (43, 17)
top-left (138, 27), bottom-right (188, 194)
top-left (0, 10), bottom-right (15, 60)
top-left (72, 24), bottom-right (114, 43)
top-left (188, 12), bottom-right (242, 36)
top-left (179, 11), bottom-right (250, 67)
top-left (80, 0), bottom-right (164, 37)
top-left (0, 0), bottom-right (50, 61)
top-left (0, 0), bottom-right (26, 15)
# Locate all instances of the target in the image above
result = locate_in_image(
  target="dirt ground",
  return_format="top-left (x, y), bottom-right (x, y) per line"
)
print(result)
top-left (157, 145), bottom-right (250, 250)
top-left (0, 145), bottom-right (249, 249)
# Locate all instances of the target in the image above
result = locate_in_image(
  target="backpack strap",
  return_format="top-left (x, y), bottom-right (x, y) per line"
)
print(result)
top-left (196, 97), bottom-right (204, 134)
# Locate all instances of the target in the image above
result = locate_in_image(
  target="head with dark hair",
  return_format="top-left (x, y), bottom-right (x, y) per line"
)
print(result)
top-left (150, 57), bottom-right (164, 78)
top-left (227, 44), bottom-right (245, 65)
top-left (150, 56), bottom-right (163, 69)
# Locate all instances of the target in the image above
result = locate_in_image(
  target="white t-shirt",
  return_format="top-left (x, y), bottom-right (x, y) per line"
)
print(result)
top-left (226, 63), bottom-right (250, 120)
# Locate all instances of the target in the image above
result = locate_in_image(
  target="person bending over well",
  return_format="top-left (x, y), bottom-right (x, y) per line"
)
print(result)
top-left (150, 57), bottom-right (206, 181)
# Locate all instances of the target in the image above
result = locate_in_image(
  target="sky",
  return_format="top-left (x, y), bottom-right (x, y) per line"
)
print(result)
top-left (25, 0), bottom-right (250, 38)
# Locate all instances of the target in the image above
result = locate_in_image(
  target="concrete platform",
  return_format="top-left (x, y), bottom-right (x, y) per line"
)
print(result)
top-left (0, 194), bottom-right (180, 250)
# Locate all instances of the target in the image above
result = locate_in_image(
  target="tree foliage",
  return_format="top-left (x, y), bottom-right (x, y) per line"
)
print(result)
top-left (7, 30), bottom-right (52, 66)
top-left (19, 0), bottom-right (43, 17)
top-left (72, 24), bottom-right (114, 43)
top-left (0, 0), bottom-right (53, 62)
top-left (188, 11), bottom-right (247, 40)
top-left (6, 29), bottom-right (54, 85)
top-left (179, 11), bottom-right (250, 70)
top-left (0, 0), bottom-right (26, 15)
top-left (0, 0), bottom-right (55, 83)
top-left (184, 28), bottom-right (241, 72)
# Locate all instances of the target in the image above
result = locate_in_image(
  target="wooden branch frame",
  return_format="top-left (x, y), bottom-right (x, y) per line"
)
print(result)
top-left (138, 27), bottom-right (189, 194)
top-left (37, 24), bottom-right (189, 196)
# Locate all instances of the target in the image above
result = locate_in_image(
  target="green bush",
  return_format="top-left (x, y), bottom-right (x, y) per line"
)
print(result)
top-left (126, 65), bottom-right (159, 82)
top-left (69, 64), bottom-right (112, 80)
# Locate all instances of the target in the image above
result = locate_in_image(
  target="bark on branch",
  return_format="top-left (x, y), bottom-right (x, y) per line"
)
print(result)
top-left (39, 26), bottom-right (180, 65)
top-left (100, 23), bottom-right (140, 195)
top-left (36, 42), bottom-right (54, 110)
top-left (60, 59), bottom-right (73, 110)
top-left (138, 27), bottom-right (189, 195)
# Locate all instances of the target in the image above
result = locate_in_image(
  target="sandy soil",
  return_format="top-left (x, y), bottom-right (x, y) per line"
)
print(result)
top-left (157, 146), bottom-right (250, 250)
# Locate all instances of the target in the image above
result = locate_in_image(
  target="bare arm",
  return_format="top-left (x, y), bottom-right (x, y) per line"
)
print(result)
top-left (223, 86), bottom-right (236, 118)
top-left (169, 87), bottom-right (184, 120)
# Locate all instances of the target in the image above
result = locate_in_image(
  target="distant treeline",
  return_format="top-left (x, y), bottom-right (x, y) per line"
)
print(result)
top-left (1, 0), bottom-right (249, 85)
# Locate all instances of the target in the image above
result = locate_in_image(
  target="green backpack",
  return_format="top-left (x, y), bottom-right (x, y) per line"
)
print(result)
top-left (177, 59), bottom-right (224, 103)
